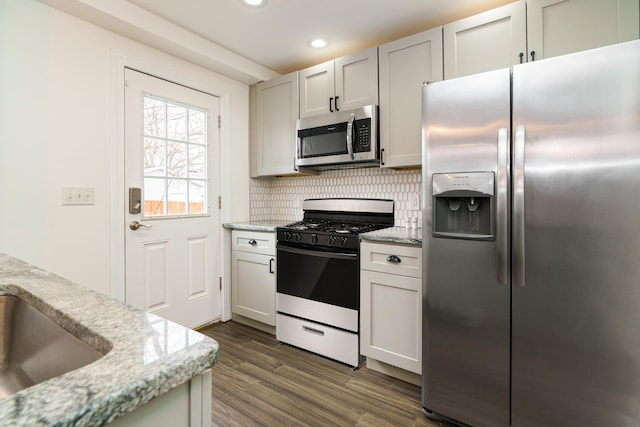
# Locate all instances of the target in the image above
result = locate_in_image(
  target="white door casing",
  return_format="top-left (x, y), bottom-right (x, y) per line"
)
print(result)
top-left (124, 68), bottom-right (221, 328)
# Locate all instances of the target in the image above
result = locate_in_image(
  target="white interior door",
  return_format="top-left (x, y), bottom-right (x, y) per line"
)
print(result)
top-left (124, 68), bottom-right (220, 328)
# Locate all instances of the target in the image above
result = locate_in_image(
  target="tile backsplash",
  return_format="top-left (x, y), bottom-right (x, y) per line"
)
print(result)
top-left (250, 168), bottom-right (422, 226)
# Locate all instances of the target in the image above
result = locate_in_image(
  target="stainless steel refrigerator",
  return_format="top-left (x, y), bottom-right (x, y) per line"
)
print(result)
top-left (421, 39), bottom-right (640, 427)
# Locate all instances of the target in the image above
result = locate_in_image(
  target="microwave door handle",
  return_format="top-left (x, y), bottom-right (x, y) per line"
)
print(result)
top-left (346, 113), bottom-right (356, 160)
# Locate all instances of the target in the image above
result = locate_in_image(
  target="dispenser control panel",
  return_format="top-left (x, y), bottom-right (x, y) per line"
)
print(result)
top-left (432, 172), bottom-right (495, 196)
top-left (432, 172), bottom-right (495, 240)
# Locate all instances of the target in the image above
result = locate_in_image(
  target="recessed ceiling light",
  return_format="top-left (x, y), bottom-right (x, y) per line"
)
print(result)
top-left (309, 38), bottom-right (327, 49)
top-left (242, 0), bottom-right (268, 8)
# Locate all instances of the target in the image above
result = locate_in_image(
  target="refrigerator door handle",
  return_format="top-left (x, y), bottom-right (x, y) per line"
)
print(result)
top-left (513, 125), bottom-right (526, 287)
top-left (497, 127), bottom-right (509, 285)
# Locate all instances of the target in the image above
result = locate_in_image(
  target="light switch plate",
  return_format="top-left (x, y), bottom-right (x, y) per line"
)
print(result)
top-left (62, 187), bottom-right (95, 205)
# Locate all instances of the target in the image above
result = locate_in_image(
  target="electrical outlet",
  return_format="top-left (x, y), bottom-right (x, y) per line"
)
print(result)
top-left (62, 187), bottom-right (95, 205)
top-left (410, 194), bottom-right (420, 211)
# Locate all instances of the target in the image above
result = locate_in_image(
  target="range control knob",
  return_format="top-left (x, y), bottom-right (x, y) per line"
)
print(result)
top-left (340, 237), bottom-right (348, 247)
top-left (328, 236), bottom-right (336, 246)
top-left (311, 234), bottom-right (318, 244)
top-left (284, 231), bottom-right (292, 240)
top-left (294, 233), bottom-right (302, 242)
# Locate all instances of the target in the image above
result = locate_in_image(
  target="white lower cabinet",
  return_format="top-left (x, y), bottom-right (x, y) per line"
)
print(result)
top-left (231, 230), bottom-right (276, 326)
top-left (109, 371), bottom-right (211, 427)
top-left (360, 241), bottom-right (422, 374)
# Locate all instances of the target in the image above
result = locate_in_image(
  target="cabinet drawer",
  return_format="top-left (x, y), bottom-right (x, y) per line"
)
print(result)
top-left (276, 314), bottom-right (360, 367)
top-left (231, 230), bottom-right (276, 255)
top-left (360, 241), bottom-right (422, 278)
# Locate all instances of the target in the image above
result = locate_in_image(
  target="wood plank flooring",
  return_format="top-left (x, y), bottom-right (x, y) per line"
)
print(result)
top-left (200, 321), bottom-right (456, 427)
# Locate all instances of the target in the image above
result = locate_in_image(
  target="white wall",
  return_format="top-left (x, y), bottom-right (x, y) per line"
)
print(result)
top-left (0, 0), bottom-right (251, 295)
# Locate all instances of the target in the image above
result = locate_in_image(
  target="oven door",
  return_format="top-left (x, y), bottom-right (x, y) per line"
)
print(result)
top-left (276, 244), bottom-right (359, 310)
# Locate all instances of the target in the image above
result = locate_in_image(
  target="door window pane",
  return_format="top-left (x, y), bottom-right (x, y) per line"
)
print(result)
top-left (168, 179), bottom-right (188, 215)
top-left (168, 142), bottom-right (188, 178)
top-left (189, 109), bottom-right (205, 143)
top-left (144, 137), bottom-right (166, 173)
top-left (143, 98), bottom-right (166, 138)
top-left (167, 103), bottom-right (188, 141)
top-left (144, 177), bottom-right (166, 216)
top-left (189, 145), bottom-right (206, 179)
top-left (142, 95), bottom-right (209, 217)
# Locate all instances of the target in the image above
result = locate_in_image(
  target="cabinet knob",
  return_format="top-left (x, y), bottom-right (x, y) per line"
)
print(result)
top-left (386, 255), bottom-right (401, 263)
top-left (248, 239), bottom-right (257, 246)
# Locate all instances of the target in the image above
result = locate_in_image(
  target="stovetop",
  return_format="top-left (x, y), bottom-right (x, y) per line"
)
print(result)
top-left (277, 199), bottom-right (395, 250)
top-left (283, 220), bottom-right (386, 235)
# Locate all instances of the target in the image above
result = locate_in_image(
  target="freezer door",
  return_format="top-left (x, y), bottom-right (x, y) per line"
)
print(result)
top-left (421, 68), bottom-right (510, 427)
top-left (512, 40), bottom-right (640, 426)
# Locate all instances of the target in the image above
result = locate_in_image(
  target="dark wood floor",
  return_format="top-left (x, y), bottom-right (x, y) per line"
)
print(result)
top-left (200, 321), bottom-right (455, 427)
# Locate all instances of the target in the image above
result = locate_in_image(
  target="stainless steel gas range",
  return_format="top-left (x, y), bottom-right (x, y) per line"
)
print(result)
top-left (276, 198), bottom-right (394, 367)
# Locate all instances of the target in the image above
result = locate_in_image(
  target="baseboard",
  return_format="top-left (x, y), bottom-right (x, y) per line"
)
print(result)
top-left (231, 313), bottom-right (276, 335)
top-left (365, 358), bottom-right (421, 386)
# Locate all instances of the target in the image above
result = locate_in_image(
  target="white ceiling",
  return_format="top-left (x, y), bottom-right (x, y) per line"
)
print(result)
top-left (126, 0), bottom-right (514, 75)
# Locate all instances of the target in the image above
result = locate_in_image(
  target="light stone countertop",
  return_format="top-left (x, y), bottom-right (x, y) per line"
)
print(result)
top-left (0, 254), bottom-right (219, 426)
top-left (360, 226), bottom-right (422, 246)
top-left (222, 220), bottom-right (297, 232)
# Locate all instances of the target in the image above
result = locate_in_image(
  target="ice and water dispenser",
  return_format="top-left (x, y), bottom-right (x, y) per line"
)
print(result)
top-left (432, 172), bottom-right (495, 240)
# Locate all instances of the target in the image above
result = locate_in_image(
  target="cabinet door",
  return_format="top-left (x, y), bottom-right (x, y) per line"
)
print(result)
top-left (360, 270), bottom-right (422, 374)
top-left (379, 28), bottom-right (443, 168)
top-left (444, 1), bottom-right (526, 79)
top-left (253, 71), bottom-right (299, 176)
top-left (299, 60), bottom-right (335, 118)
top-left (334, 46), bottom-right (379, 112)
top-left (231, 251), bottom-right (276, 326)
top-left (527, 0), bottom-right (639, 60)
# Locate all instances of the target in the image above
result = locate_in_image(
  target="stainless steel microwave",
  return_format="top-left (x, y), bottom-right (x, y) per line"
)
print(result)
top-left (296, 105), bottom-right (379, 169)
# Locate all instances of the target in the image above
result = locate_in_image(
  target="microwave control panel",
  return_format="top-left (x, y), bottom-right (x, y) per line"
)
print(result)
top-left (354, 118), bottom-right (371, 152)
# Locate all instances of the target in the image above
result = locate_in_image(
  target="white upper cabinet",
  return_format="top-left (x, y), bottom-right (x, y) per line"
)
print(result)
top-left (299, 47), bottom-right (378, 118)
top-left (527, 0), bottom-right (640, 61)
top-left (251, 71), bottom-right (300, 177)
top-left (444, 1), bottom-right (527, 79)
top-left (378, 27), bottom-right (443, 168)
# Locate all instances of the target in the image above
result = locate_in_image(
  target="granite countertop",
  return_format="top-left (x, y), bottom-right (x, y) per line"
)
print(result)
top-left (360, 226), bottom-right (422, 246)
top-left (222, 219), bottom-right (297, 232)
top-left (0, 254), bottom-right (219, 426)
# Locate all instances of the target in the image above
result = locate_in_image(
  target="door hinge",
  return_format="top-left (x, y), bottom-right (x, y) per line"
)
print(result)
top-left (218, 115), bottom-right (221, 128)
top-left (218, 196), bottom-right (222, 209)
top-left (219, 277), bottom-right (222, 291)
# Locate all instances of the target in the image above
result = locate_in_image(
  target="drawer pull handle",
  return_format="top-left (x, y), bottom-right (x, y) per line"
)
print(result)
top-left (248, 239), bottom-right (257, 246)
top-left (302, 325), bottom-right (325, 336)
top-left (386, 255), bottom-right (401, 263)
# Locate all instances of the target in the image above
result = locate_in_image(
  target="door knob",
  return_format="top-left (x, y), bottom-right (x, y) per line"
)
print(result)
top-left (130, 220), bottom-right (152, 230)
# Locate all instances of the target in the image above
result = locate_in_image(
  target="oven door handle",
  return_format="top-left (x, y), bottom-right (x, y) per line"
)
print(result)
top-left (277, 244), bottom-right (358, 260)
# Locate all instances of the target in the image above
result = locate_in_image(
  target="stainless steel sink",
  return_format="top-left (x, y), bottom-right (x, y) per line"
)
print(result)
top-left (0, 295), bottom-right (105, 398)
